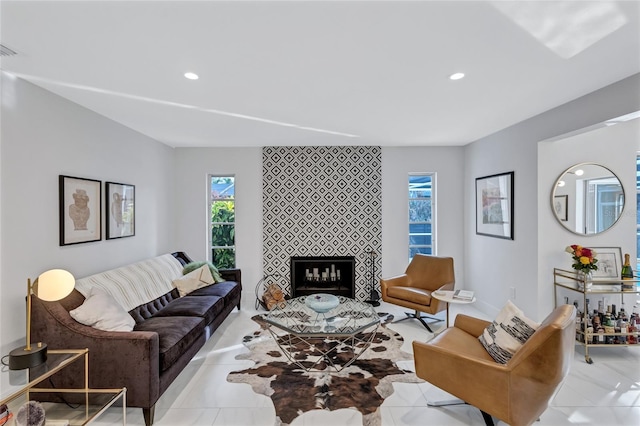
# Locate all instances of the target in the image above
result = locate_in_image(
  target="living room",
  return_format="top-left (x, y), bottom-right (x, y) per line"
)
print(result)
top-left (1, 1), bottom-right (640, 425)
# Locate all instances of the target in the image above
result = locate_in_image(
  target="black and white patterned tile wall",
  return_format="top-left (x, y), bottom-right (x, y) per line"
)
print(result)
top-left (262, 146), bottom-right (382, 300)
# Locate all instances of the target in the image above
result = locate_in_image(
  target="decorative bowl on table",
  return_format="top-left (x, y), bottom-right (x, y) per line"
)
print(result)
top-left (305, 293), bottom-right (340, 313)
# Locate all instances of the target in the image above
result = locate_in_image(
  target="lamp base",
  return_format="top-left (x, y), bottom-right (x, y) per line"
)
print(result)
top-left (8, 343), bottom-right (47, 370)
top-left (365, 289), bottom-right (381, 307)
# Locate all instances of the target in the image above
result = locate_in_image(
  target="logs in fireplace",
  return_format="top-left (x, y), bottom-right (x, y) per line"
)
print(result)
top-left (290, 256), bottom-right (355, 298)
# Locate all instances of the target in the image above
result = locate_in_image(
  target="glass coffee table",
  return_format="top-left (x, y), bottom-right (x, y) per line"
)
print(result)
top-left (264, 294), bottom-right (380, 371)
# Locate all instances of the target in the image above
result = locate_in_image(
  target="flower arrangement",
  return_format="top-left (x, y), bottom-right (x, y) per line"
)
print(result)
top-left (565, 245), bottom-right (598, 274)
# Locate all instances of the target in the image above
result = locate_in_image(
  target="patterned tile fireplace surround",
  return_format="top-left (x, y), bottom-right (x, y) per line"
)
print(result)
top-left (262, 146), bottom-right (382, 300)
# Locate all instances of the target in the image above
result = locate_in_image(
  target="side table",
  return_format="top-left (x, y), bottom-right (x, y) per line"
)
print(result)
top-left (1, 348), bottom-right (126, 425)
top-left (431, 290), bottom-right (476, 328)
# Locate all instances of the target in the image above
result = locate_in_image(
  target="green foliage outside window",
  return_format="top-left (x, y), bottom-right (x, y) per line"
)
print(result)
top-left (211, 200), bottom-right (235, 268)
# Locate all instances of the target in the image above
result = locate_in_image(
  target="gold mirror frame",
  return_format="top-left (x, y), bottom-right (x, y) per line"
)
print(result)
top-left (551, 163), bottom-right (625, 235)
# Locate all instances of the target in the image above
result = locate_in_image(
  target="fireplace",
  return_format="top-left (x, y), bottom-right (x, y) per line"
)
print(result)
top-left (290, 256), bottom-right (355, 298)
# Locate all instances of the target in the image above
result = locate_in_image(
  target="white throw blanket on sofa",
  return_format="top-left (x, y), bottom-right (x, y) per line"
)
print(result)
top-left (75, 254), bottom-right (183, 311)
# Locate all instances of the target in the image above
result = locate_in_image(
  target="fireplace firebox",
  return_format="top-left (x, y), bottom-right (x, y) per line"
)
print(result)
top-left (290, 256), bottom-right (355, 298)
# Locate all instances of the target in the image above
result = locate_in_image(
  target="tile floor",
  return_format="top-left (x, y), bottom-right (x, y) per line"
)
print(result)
top-left (91, 296), bottom-right (640, 426)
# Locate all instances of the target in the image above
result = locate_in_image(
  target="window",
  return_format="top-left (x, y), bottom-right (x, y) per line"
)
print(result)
top-left (584, 177), bottom-right (625, 234)
top-left (637, 155), bottom-right (639, 269)
top-left (409, 174), bottom-right (435, 261)
top-left (209, 176), bottom-right (235, 268)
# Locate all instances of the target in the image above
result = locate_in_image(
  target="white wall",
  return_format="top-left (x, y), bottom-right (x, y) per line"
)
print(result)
top-left (538, 118), bottom-right (639, 316)
top-left (0, 74), bottom-right (176, 352)
top-left (464, 131), bottom-right (539, 318)
top-left (173, 148), bottom-right (264, 298)
top-left (382, 146), bottom-right (465, 283)
top-left (465, 73), bottom-right (640, 321)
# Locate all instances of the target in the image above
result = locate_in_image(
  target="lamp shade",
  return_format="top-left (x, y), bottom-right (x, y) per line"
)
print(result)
top-left (33, 269), bottom-right (75, 301)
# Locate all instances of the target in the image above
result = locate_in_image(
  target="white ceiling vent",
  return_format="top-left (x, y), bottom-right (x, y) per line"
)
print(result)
top-left (0, 44), bottom-right (18, 57)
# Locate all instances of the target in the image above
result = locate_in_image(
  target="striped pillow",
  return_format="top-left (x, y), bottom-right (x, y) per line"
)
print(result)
top-left (75, 254), bottom-right (183, 312)
top-left (478, 300), bottom-right (540, 364)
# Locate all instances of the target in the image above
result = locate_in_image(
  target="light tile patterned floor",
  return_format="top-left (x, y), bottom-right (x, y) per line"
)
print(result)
top-left (91, 296), bottom-right (640, 426)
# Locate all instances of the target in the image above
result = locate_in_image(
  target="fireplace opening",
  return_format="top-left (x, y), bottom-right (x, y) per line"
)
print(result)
top-left (290, 256), bottom-right (355, 298)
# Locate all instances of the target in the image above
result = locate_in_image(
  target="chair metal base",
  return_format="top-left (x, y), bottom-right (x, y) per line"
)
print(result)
top-left (480, 410), bottom-right (495, 426)
top-left (426, 399), bottom-right (494, 426)
top-left (393, 310), bottom-right (443, 332)
top-left (427, 398), bottom-right (464, 407)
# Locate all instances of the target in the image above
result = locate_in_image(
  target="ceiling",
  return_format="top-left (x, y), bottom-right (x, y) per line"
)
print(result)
top-left (1, 1), bottom-right (639, 148)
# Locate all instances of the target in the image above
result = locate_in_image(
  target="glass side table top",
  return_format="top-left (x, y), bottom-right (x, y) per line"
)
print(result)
top-left (1, 349), bottom-right (126, 426)
top-left (1, 350), bottom-right (86, 401)
top-left (265, 295), bottom-right (380, 336)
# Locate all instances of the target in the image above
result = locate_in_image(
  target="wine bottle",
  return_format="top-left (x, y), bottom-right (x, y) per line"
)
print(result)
top-left (621, 253), bottom-right (634, 291)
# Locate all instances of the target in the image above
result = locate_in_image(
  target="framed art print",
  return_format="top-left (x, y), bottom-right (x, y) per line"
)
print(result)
top-left (475, 171), bottom-right (514, 240)
top-left (59, 175), bottom-right (102, 245)
top-left (590, 247), bottom-right (623, 281)
top-left (554, 195), bottom-right (568, 221)
top-left (106, 181), bottom-right (135, 239)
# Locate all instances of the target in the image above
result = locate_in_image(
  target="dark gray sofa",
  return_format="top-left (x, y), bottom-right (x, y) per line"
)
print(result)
top-left (30, 252), bottom-right (241, 426)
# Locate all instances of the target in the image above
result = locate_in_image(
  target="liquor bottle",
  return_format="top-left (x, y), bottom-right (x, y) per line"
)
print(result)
top-left (604, 314), bottom-right (614, 344)
top-left (611, 304), bottom-right (617, 319)
top-left (576, 312), bottom-right (584, 342)
top-left (604, 313), bottom-right (613, 327)
top-left (628, 322), bottom-right (637, 344)
top-left (621, 253), bottom-right (634, 291)
top-left (618, 311), bottom-right (628, 344)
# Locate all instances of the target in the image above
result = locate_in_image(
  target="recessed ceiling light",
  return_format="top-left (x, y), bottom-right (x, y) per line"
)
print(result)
top-left (574, 169), bottom-right (584, 176)
top-left (449, 72), bottom-right (465, 80)
top-left (184, 72), bottom-right (199, 80)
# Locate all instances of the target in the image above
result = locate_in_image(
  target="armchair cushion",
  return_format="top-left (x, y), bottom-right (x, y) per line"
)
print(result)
top-left (386, 286), bottom-right (432, 306)
top-left (478, 300), bottom-right (540, 364)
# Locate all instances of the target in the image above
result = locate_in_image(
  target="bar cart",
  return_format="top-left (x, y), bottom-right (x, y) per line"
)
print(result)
top-left (554, 268), bottom-right (640, 364)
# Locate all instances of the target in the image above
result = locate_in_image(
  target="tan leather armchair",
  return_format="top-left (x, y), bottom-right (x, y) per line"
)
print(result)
top-left (380, 254), bottom-right (454, 332)
top-left (413, 304), bottom-right (576, 426)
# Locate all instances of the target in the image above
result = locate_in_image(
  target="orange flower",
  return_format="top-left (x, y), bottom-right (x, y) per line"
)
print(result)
top-left (565, 244), bottom-right (598, 273)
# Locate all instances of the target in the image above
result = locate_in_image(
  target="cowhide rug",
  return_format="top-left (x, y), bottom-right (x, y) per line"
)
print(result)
top-left (227, 313), bottom-right (422, 426)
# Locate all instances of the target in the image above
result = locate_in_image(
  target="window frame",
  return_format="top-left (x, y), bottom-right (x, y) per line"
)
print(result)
top-left (408, 173), bottom-right (436, 261)
top-left (208, 174), bottom-right (236, 268)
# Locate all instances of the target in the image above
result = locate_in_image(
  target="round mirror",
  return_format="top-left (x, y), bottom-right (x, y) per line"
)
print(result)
top-left (552, 163), bottom-right (625, 235)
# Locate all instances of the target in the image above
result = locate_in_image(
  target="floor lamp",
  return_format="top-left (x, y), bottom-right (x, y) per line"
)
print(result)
top-left (8, 269), bottom-right (75, 370)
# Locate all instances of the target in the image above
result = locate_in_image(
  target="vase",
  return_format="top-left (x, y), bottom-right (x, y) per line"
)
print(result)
top-left (577, 270), bottom-right (593, 291)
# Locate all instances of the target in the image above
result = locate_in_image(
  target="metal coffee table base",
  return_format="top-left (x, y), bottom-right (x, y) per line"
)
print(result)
top-left (267, 324), bottom-right (379, 372)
